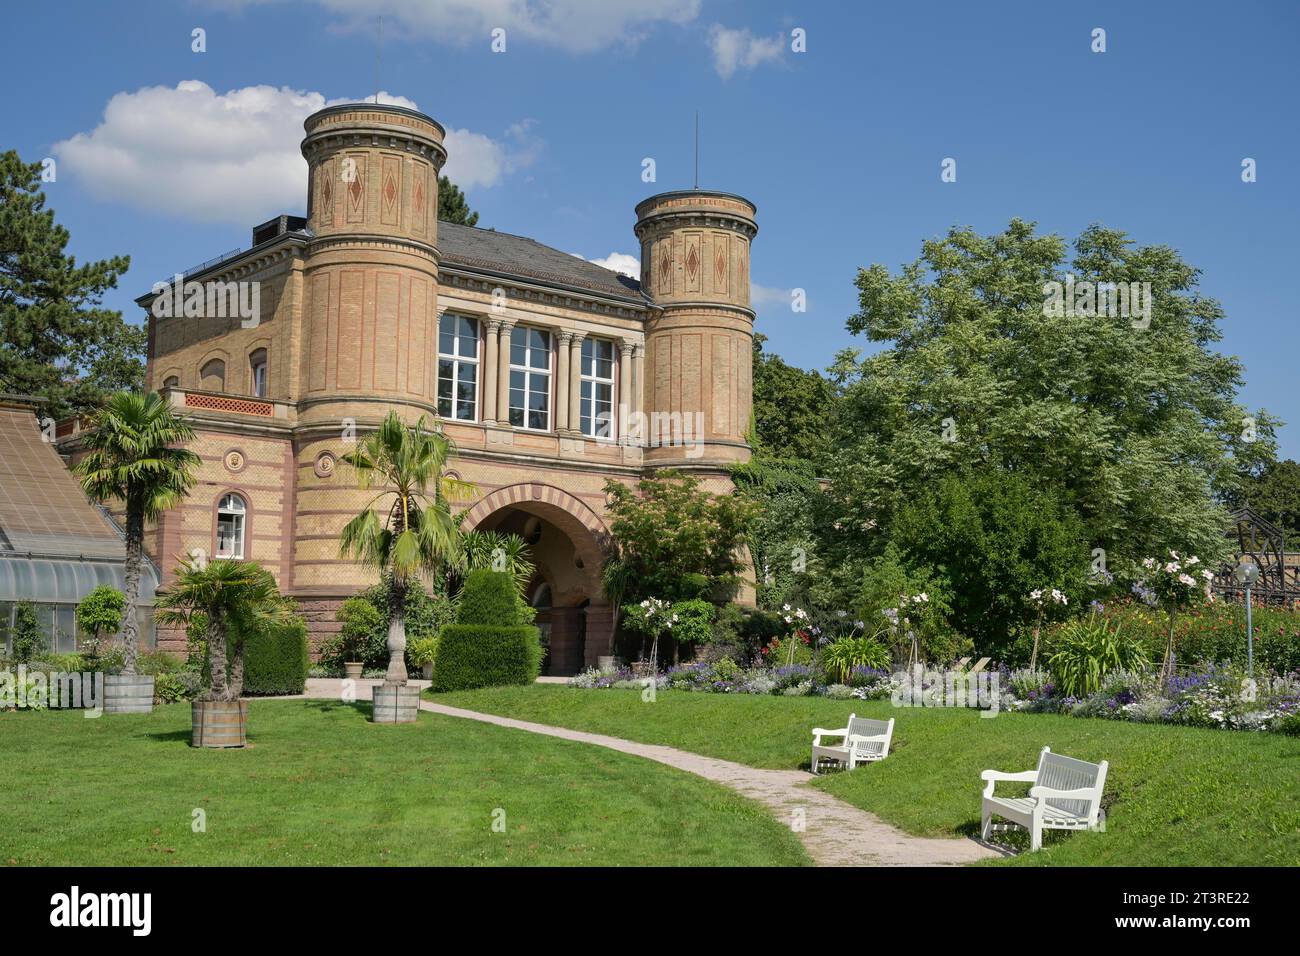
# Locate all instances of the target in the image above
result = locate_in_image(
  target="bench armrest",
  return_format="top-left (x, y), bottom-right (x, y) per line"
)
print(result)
top-left (1029, 786), bottom-right (1097, 800)
top-left (812, 727), bottom-right (848, 745)
top-left (981, 769), bottom-right (1038, 798)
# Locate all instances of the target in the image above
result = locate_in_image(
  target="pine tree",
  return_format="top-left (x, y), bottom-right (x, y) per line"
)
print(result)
top-left (437, 175), bottom-right (479, 226)
top-left (0, 151), bottom-right (143, 420)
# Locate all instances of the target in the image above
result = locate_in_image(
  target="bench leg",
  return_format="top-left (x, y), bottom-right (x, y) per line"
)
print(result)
top-left (810, 753), bottom-right (818, 775)
top-left (1030, 822), bottom-right (1042, 851)
top-left (981, 805), bottom-right (992, 841)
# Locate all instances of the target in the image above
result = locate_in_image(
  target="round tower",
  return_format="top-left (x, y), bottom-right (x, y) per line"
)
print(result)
top-left (297, 103), bottom-right (447, 427)
top-left (634, 190), bottom-right (758, 465)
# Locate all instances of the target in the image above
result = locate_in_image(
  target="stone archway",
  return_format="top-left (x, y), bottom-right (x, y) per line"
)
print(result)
top-left (462, 483), bottom-right (614, 674)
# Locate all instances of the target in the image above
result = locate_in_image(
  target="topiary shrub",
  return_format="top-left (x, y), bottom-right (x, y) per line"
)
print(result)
top-left (242, 615), bottom-right (310, 696)
top-left (456, 569), bottom-right (532, 625)
top-left (430, 571), bottom-right (540, 691)
top-left (10, 602), bottom-right (45, 663)
top-left (431, 625), bottom-right (541, 692)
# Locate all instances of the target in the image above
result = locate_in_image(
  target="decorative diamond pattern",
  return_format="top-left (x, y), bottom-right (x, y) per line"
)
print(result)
top-left (685, 245), bottom-right (699, 282)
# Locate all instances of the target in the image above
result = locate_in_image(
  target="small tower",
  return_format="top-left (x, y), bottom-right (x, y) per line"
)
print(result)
top-left (634, 190), bottom-right (758, 465)
top-left (297, 103), bottom-right (447, 426)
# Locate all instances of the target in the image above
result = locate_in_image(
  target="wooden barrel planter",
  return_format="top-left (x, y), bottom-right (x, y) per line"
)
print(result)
top-left (103, 674), bottom-right (155, 714)
top-left (191, 699), bottom-right (249, 748)
top-left (371, 683), bottom-right (420, 724)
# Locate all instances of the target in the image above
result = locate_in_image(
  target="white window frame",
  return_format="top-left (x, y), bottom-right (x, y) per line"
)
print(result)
top-left (437, 313), bottom-right (480, 421)
top-left (580, 337), bottom-right (616, 439)
top-left (250, 351), bottom-right (268, 397)
top-left (508, 326), bottom-right (552, 432)
top-left (215, 493), bottom-right (246, 559)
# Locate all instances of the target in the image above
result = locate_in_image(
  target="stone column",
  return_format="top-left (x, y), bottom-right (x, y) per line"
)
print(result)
top-left (632, 344), bottom-right (646, 444)
top-left (568, 332), bottom-right (585, 435)
top-left (496, 321), bottom-right (514, 427)
top-left (482, 319), bottom-right (501, 424)
top-left (618, 339), bottom-right (633, 443)
top-left (555, 330), bottom-right (573, 435)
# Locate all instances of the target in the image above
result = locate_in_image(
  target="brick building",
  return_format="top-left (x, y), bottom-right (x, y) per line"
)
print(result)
top-left (71, 103), bottom-right (759, 674)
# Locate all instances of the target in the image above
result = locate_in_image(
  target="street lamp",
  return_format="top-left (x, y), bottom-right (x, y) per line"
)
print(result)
top-left (1233, 560), bottom-right (1260, 678)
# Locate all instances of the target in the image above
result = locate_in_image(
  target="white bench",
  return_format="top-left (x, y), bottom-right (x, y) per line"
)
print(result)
top-left (811, 714), bottom-right (894, 774)
top-left (981, 746), bottom-right (1108, 851)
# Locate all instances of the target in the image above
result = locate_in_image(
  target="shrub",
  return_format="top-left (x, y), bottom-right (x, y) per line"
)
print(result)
top-left (456, 569), bottom-right (531, 625)
top-left (430, 626), bottom-right (541, 692)
top-left (75, 586), bottom-right (125, 643)
top-left (10, 603), bottom-right (45, 663)
top-left (1047, 617), bottom-right (1150, 697)
top-left (154, 670), bottom-right (201, 703)
top-left (136, 650), bottom-right (185, 675)
top-left (323, 596), bottom-right (386, 669)
top-left (242, 615), bottom-right (310, 696)
top-left (408, 636), bottom-right (439, 669)
top-left (821, 634), bottom-right (890, 682)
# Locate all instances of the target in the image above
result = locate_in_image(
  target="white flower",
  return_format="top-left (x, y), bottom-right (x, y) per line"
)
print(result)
top-left (1201, 569), bottom-right (1214, 580)
top-left (1185, 555), bottom-right (1199, 566)
top-left (1178, 573), bottom-right (1196, 587)
top-left (782, 604), bottom-right (791, 612)
top-left (1164, 562), bottom-right (1180, 574)
top-left (1142, 557), bottom-right (1156, 569)
top-left (783, 615), bottom-right (792, 624)
top-left (836, 609), bottom-right (847, 618)
top-left (1030, 589), bottom-right (1043, 601)
top-left (854, 620), bottom-right (865, 629)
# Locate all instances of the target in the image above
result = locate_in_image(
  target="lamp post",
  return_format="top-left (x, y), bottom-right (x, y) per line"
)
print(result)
top-left (1233, 560), bottom-right (1260, 678)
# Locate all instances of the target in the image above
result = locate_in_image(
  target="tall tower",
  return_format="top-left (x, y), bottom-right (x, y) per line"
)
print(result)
top-left (634, 190), bottom-right (758, 465)
top-left (298, 103), bottom-right (447, 427)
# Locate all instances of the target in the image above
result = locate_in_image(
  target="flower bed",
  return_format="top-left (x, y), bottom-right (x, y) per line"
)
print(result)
top-left (569, 658), bottom-right (900, 701)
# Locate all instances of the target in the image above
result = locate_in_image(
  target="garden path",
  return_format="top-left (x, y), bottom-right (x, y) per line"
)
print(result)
top-left (303, 679), bottom-right (999, 866)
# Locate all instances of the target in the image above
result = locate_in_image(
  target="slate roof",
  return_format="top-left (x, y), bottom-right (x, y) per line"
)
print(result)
top-left (438, 221), bottom-right (643, 302)
top-left (0, 400), bottom-right (126, 560)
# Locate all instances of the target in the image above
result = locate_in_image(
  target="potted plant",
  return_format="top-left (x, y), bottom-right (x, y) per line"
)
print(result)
top-left (155, 557), bottom-right (290, 748)
top-left (338, 411), bottom-right (475, 723)
top-left (75, 585), bottom-right (126, 669)
top-left (408, 636), bottom-right (439, 680)
top-left (75, 391), bottom-right (199, 714)
top-left (335, 596), bottom-right (380, 680)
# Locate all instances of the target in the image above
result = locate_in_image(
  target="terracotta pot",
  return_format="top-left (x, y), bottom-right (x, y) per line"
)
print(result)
top-left (344, 662), bottom-right (364, 680)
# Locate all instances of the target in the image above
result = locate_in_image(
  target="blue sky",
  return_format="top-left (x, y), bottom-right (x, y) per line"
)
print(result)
top-left (3, 0), bottom-right (1298, 456)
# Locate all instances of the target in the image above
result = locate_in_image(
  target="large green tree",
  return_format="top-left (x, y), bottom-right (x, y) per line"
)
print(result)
top-left (750, 333), bottom-right (836, 465)
top-left (437, 176), bottom-right (479, 227)
top-left (1229, 458), bottom-right (1300, 540)
top-left (0, 151), bottom-right (143, 419)
top-left (829, 219), bottom-right (1277, 569)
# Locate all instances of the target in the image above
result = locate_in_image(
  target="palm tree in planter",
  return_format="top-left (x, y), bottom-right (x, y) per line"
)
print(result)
top-left (75, 391), bottom-right (199, 713)
top-left (339, 411), bottom-right (474, 723)
top-left (154, 558), bottom-right (289, 748)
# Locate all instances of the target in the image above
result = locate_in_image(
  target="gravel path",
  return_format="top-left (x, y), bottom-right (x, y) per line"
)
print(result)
top-left (302, 679), bottom-right (998, 866)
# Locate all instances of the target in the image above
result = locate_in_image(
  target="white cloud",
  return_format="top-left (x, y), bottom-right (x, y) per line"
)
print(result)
top-left (708, 24), bottom-right (784, 79)
top-left (211, 0), bottom-right (701, 53)
top-left (751, 283), bottom-right (794, 309)
top-left (53, 82), bottom-right (531, 224)
top-left (582, 252), bottom-right (641, 277)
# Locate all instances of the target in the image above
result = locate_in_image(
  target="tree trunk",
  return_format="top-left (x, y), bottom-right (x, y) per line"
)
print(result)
top-left (228, 638), bottom-right (245, 700)
top-left (672, 637), bottom-right (679, 666)
top-left (206, 615), bottom-right (229, 701)
top-left (1029, 613), bottom-right (1043, 671)
top-left (121, 502), bottom-right (144, 676)
top-left (1162, 606), bottom-right (1177, 680)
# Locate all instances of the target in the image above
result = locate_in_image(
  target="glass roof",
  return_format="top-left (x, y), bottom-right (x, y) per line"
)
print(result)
top-left (0, 556), bottom-right (158, 605)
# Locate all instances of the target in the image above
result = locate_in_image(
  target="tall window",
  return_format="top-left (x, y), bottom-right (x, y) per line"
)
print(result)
top-left (215, 493), bottom-right (246, 559)
top-left (437, 314), bottom-right (479, 420)
top-left (249, 349), bottom-right (268, 397)
top-left (580, 338), bottom-right (616, 438)
top-left (509, 327), bottom-right (552, 430)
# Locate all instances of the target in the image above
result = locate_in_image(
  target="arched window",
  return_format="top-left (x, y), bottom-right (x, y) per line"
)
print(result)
top-left (200, 359), bottom-right (226, 391)
top-left (162, 376), bottom-right (179, 388)
top-left (249, 349), bottom-right (268, 397)
top-left (215, 493), bottom-right (246, 559)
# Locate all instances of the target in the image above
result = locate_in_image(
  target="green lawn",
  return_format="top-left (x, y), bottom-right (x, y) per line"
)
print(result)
top-left (431, 685), bottom-right (1300, 866)
top-left (0, 699), bottom-right (808, 866)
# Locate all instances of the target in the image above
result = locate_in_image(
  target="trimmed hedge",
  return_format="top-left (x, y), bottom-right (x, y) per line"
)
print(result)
top-left (457, 569), bottom-right (529, 625)
top-left (243, 616), bottom-right (310, 696)
top-left (430, 625), bottom-right (541, 692)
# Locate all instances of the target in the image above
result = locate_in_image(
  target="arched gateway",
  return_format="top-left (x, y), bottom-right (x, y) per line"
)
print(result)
top-left (463, 483), bottom-right (614, 676)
